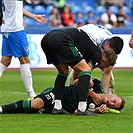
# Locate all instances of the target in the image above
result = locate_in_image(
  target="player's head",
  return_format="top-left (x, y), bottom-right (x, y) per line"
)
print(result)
top-left (102, 94), bottom-right (125, 110)
top-left (103, 37), bottom-right (124, 55)
top-left (98, 48), bottom-right (117, 70)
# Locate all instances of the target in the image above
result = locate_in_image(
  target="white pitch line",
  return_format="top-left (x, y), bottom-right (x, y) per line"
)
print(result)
top-left (1, 91), bottom-right (39, 95)
top-left (1, 91), bottom-right (133, 97)
top-left (3, 92), bottom-right (27, 95)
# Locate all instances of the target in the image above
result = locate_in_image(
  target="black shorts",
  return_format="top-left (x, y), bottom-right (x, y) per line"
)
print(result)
top-left (34, 86), bottom-right (78, 114)
top-left (41, 30), bottom-right (83, 68)
top-left (35, 88), bottom-right (55, 113)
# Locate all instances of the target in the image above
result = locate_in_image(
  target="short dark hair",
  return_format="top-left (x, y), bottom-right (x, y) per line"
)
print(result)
top-left (118, 96), bottom-right (125, 111)
top-left (108, 37), bottom-right (124, 55)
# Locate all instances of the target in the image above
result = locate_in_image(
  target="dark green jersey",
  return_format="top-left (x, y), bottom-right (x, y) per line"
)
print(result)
top-left (36, 79), bottom-right (104, 113)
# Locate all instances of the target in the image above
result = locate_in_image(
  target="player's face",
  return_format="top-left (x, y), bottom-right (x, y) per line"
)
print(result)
top-left (102, 94), bottom-right (122, 110)
top-left (98, 59), bottom-right (110, 71)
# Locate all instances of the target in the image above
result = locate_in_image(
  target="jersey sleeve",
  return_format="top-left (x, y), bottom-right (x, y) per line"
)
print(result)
top-left (78, 24), bottom-right (113, 48)
top-left (94, 25), bottom-right (113, 47)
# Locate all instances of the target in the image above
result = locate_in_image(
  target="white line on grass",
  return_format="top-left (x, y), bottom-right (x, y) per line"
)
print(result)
top-left (3, 92), bottom-right (27, 95)
top-left (2, 91), bottom-right (133, 97)
top-left (2, 91), bottom-right (39, 95)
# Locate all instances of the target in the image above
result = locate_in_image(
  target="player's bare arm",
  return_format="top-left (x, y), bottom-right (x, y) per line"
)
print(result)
top-left (102, 66), bottom-right (113, 93)
top-left (88, 90), bottom-right (103, 105)
top-left (23, 8), bottom-right (48, 24)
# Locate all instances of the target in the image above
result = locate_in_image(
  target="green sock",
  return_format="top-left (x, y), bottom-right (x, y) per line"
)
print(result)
top-left (2, 100), bottom-right (31, 114)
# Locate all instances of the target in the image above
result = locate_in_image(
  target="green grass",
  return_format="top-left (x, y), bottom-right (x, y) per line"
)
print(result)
top-left (0, 69), bottom-right (133, 133)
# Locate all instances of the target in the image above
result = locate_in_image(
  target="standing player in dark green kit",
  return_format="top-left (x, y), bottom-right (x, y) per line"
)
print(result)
top-left (41, 27), bottom-right (117, 115)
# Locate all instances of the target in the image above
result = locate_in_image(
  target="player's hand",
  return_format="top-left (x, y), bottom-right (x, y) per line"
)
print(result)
top-left (92, 94), bottom-right (102, 105)
top-left (96, 104), bottom-right (107, 113)
top-left (129, 36), bottom-right (133, 48)
top-left (34, 14), bottom-right (48, 24)
top-left (89, 104), bottom-right (107, 113)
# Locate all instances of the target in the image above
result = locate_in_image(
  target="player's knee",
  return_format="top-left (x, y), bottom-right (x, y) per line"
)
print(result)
top-left (5, 61), bottom-right (11, 67)
top-left (19, 56), bottom-right (30, 64)
top-left (73, 60), bottom-right (92, 73)
top-left (1, 58), bottom-right (12, 67)
top-left (31, 99), bottom-right (44, 110)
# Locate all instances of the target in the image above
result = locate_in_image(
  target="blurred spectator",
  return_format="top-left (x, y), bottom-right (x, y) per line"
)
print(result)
top-left (131, 2), bottom-right (133, 21)
top-left (85, 11), bottom-right (98, 24)
top-left (75, 11), bottom-right (85, 27)
top-left (97, 0), bottom-right (116, 9)
top-left (43, 0), bottom-right (59, 8)
top-left (32, 0), bottom-right (44, 5)
top-left (57, 0), bottom-right (67, 13)
top-left (61, 6), bottom-right (75, 26)
top-left (116, 0), bottom-right (127, 9)
top-left (104, 0), bottom-right (116, 9)
top-left (100, 7), bottom-right (117, 28)
top-left (48, 7), bottom-right (63, 27)
top-left (50, 17), bottom-right (63, 27)
top-left (116, 7), bottom-right (131, 27)
top-left (96, 0), bottom-right (103, 6)
top-left (24, 0), bottom-right (45, 8)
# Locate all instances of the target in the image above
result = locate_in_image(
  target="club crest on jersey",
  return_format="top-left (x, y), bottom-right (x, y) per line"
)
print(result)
top-left (3, 33), bottom-right (10, 38)
top-left (26, 46), bottom-right (29, 51)
top-left (95, 62), bottom-right (98, 66)
top-left (2, 20), bottom-right (5, 24)
top-left (89, 103), bottom-right (95, 109)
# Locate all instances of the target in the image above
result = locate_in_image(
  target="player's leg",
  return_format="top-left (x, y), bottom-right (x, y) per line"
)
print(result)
top-left (0, 100), bottom-right (31, 113)
top-left (68, 69), bottom-right (74, 85)
top-left (0, 33), bottom-right (13, 77)
top-left (19, 56), bottom-right (36, 99)
top-left (0, 98), bottom-right (44, 114)
top-left (68, 69), bottom-right (79, 85)
top-left (52, 64), bottom-right (70, 114)
top-left (10, 30), bottom-right (36, 99)
top-left (73, 59), bottom-right (92, 114)
top-left (41, 31), bottom-right (71, 114)
top-left (0, 56), bottom-right (12, 77)
top-left (72, 59), bottom-right (99, 116)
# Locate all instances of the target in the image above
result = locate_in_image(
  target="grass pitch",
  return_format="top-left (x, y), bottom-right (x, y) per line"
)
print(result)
top-left (0, 69), bottom-right (132, 133)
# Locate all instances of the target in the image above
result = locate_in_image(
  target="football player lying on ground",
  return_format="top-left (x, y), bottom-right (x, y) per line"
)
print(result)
top-left (0, 78), bottom-right (125, 115)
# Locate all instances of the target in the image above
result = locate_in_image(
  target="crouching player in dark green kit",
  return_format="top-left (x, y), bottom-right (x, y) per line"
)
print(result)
top-left (0, 78), bottom-right (125, 115)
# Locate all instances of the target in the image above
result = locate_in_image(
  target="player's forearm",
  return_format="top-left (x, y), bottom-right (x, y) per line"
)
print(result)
top-left (102, 76), bottom-right (110, 93)
top-left (102, 67), bottom-right (112, 93)
top-left (88, 89), bottom-right (96, 97)
top-left (23, 8), bottom-right (36, 19)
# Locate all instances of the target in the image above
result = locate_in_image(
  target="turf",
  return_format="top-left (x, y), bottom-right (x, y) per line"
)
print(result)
top-left (0, 69), bottom-right (132, 133)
